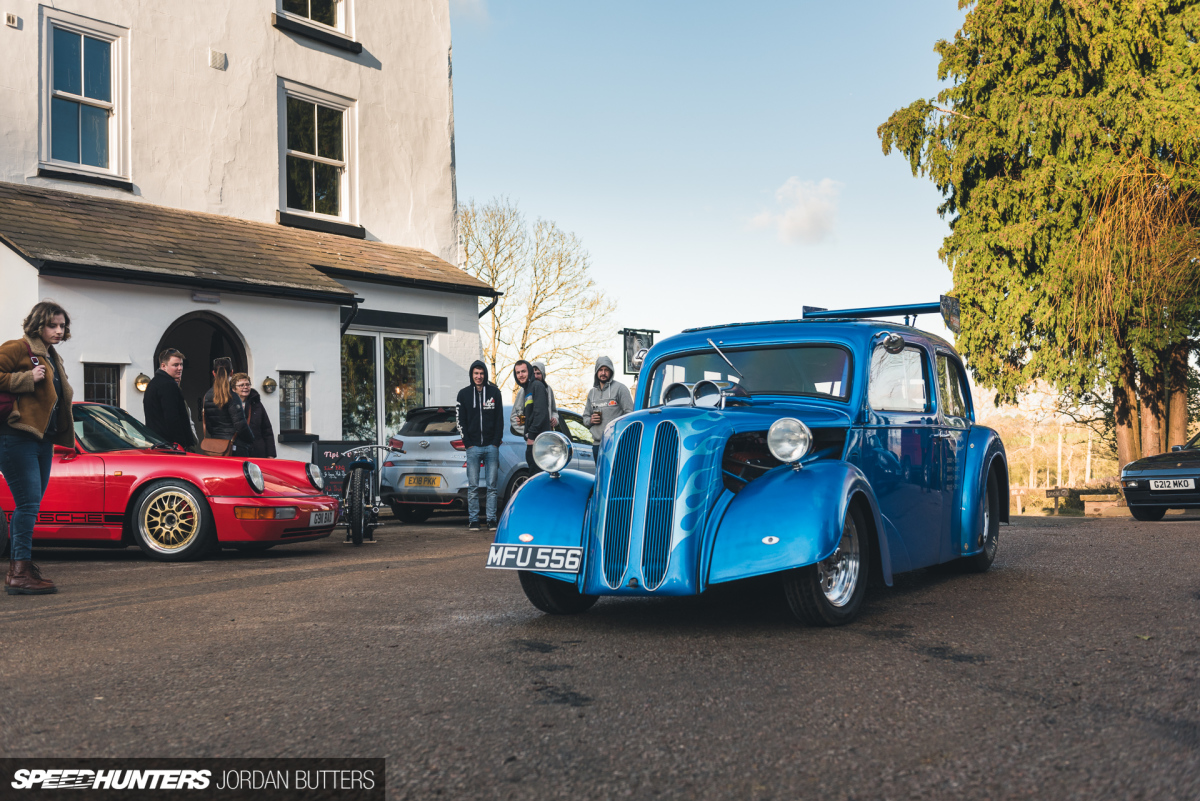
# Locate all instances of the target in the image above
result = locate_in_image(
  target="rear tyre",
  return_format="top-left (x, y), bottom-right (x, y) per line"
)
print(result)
top-left (961, 468), bottom-right (1001, 573)
top-left (1130, 505), bottom-right (1167, 522)
top-left (390, 503), bottom-right (432, 524)
top-left (783, 505), bottom-right (870, 626)
top-left (345, 468), bottom-right (367, 545)
top-left (131, 480), bottom-right (214, 562)
top-left (518, 571), bottom-right (598, 615)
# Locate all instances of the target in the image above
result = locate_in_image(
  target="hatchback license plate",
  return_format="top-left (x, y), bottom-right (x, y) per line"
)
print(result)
top-left (1150, 478), bottom-right (1194, 491)
top-left (486, 544), bottom-right (583, 573)
top-left (310, 510), bottom-right (335, 526)
top-left (405, 475), bottom-right (441, 487)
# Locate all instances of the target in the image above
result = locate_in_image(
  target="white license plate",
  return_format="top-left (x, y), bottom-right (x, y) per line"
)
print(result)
top-left (1150, 478), bottom-right (1194, 491)
top-left (309, 510), bottom-right (335, 526)
top-left (486, 544), bottom-right (583, 573)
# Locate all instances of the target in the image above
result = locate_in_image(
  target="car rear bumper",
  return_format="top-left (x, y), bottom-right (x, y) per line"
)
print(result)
top-left (208, 495), bottom-right (340, 543)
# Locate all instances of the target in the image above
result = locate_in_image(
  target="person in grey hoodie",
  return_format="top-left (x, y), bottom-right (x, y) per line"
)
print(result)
top-left (585, 355), bottom-right (634, 461)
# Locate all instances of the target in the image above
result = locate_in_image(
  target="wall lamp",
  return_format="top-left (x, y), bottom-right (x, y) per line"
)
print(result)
top-left (262, 376), bottom-right (277, 394)
top-left (134, 373), bottom-right (151, 392)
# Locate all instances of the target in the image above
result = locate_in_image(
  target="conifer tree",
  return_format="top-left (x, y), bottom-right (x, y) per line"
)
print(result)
top-left (878, 0), bottom-right (1200, 464)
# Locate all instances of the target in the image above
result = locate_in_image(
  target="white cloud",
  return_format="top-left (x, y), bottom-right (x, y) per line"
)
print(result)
top-left (450, 0), bottom-right (489, 22)
top-left (750, 177), bottom-right (842, 244)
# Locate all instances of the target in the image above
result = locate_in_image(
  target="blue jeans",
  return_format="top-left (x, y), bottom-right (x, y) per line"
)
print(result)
top-left (0, 432), bottom-right (54, 561)
top-left (465, 445), bottom-right (499, 523)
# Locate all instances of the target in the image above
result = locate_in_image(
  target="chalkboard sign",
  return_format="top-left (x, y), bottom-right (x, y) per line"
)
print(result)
top-left (311, 440), bottom-right (372, 498)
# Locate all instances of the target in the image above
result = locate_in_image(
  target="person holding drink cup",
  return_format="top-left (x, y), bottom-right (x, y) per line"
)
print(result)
top-left (585, 356), bottom-right (633, 462)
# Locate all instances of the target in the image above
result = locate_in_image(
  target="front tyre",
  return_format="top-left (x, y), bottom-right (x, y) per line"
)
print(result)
top-left (345, 468), bottom-right (367, 545)
top-left (783, 505), bottom-right (870, 626)
top-left (518, 571), bottom-right (598, 615)
top-left (1130, 505), bottom-right (1167, 522)
top-left (961, 467), bottom-right (1001, 573)
top-left (132, 480), bottom-right (214, 562)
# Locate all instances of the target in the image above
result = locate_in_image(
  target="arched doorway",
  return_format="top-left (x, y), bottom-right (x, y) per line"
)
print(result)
top-left (154, 311), bottom-right (248, 438)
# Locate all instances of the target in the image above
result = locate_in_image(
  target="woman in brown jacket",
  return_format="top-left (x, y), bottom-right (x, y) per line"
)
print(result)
top-left (0, 301), bottom-right (74, 595)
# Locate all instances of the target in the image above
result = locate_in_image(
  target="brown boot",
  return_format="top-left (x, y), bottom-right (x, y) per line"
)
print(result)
top-left (5, 560), bottom-right (57, 595)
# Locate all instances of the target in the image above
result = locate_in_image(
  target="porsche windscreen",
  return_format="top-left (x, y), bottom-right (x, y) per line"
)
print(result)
top-left (646, 346), bottom-right (852, 406)
top-left (73, 404), bottom-right (174, 452)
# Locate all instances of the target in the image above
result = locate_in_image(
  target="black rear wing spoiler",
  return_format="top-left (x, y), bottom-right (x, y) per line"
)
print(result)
top-left (802, 295), bottom-right (961, 333)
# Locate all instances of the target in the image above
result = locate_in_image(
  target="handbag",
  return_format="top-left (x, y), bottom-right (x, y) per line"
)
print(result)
top-left (198, 414), bottom-right (232, 457)
top-left (0, 342), bottom-right (38, 420)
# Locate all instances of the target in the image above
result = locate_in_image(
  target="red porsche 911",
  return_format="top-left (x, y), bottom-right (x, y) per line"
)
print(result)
top-left (0, 403), bottom-right (339, 561)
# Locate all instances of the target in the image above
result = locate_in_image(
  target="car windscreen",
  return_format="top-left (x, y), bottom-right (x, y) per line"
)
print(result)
top-left (399, 409), bottom-right (458, 436)
top-left (73, 404), bottom-right (174, 452)
top-left (646, 346), bottom-right (851, 407)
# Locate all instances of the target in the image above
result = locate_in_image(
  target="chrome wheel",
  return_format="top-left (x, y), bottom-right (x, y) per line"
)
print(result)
top-left (138, 487), bottom-right (202, 553)
top-left (816, 514), bottom-right (861, 607)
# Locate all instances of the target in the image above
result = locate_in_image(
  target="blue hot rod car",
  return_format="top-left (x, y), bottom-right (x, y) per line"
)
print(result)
top-left (486, 300), bottom-right (1009, 626)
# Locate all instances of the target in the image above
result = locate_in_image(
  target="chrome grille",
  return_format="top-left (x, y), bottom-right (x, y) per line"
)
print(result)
top-left (641, 422), bottom-right (679, 590)
top-left (602, 422), bottom-right (642, 587)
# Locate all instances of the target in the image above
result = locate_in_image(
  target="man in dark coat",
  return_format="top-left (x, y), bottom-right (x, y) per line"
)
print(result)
top-left (513, 359), bottom-right (551, 476)
top-left (455, 360), bottom-right (504, 530)
top-left (143, 348), bottom-right (197, 449)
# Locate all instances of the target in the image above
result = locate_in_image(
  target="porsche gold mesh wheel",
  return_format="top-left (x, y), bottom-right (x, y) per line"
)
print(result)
top-left (132, 481), bottom-right (214, 561)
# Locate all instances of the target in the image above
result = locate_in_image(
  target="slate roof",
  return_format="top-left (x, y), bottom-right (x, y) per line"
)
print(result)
top-left (0, 182), bottom-right (494, 302)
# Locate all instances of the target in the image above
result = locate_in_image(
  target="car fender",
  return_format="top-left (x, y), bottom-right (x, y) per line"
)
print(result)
top-left (957, 427), bottom-right (1009, 557)
top-left (493, 469), bottom-right (594, 584)
top-left (707, 460), bottom-right (891, 586)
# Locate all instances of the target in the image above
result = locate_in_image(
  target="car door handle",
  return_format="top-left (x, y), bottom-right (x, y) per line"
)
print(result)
top-left (932, 431), bottom-right (954, 438)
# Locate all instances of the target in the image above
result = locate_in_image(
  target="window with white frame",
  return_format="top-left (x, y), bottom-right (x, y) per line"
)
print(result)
top-left (280, 81), bottom-right (354, 220)
top-left (41, 10), bottom-right (127, 176)
top-left (281, 0), bottom-right (343, 30)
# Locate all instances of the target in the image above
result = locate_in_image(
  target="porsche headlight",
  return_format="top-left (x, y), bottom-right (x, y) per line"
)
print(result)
top-left (533, 431), bottom-right (572, 474)
top-left (243, 461), bottom-right (265, 494)
top-left (767, 418), bottom-right (812, 464)
top-left (307, 462), bottom-right (325, 491)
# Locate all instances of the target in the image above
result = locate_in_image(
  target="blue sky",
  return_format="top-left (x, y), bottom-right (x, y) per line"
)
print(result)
top-left (449, 1), bottom-right (968, 348)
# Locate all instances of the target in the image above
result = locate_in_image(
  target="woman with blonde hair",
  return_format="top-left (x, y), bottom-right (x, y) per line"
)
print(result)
top-left (201, 357), bottom-right (246, 455)
top-left (0, 300), bottom-right (75, 594)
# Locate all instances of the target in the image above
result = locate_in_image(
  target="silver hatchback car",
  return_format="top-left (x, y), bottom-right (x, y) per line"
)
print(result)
top-left (379, 406), bottom-right (597, 522)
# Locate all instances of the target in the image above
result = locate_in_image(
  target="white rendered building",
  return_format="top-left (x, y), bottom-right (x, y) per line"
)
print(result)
top-left (0, 0), bottom-right (492, 459)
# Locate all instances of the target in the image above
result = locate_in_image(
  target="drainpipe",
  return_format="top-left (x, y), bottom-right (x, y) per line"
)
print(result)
top-left (478, 292), bottom-right (502, 319)
top-left (340, 296), bottom-right (365, 335)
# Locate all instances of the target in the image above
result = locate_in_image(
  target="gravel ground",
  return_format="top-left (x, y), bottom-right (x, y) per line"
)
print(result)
top-left (1, 513), bottom-right (1197, 800)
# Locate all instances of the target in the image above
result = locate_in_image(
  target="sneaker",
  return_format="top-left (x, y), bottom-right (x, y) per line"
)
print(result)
top-left (487, 520), bottom-right (497, 531)
top-left (468, 521), bottom-right (481, 531)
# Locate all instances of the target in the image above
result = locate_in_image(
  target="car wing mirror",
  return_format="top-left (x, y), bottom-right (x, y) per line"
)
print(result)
top-left (1172, 445), bottom-right (1183, 452)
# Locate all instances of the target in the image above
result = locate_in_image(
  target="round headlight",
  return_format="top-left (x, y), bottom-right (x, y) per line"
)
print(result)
top-left (532, 431), bottom-right (572, 474)
top-left (243, 461), bottom-right (265, 493)
top-left (767, 418), bottom-right (812, 464)
top-left (307, 462), bottom-right (325, 491)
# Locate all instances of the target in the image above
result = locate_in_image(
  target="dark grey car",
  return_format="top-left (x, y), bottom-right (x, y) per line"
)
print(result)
top-left (379, 406), bottom-right (597, 522)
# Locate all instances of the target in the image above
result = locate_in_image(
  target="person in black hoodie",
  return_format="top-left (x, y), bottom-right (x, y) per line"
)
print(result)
top-left (143, 348), bottom-right (197, 450)
top-left (512, 359), bottom-right (551, 477)
top-left (456, 359), bottom-right (504, 530)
